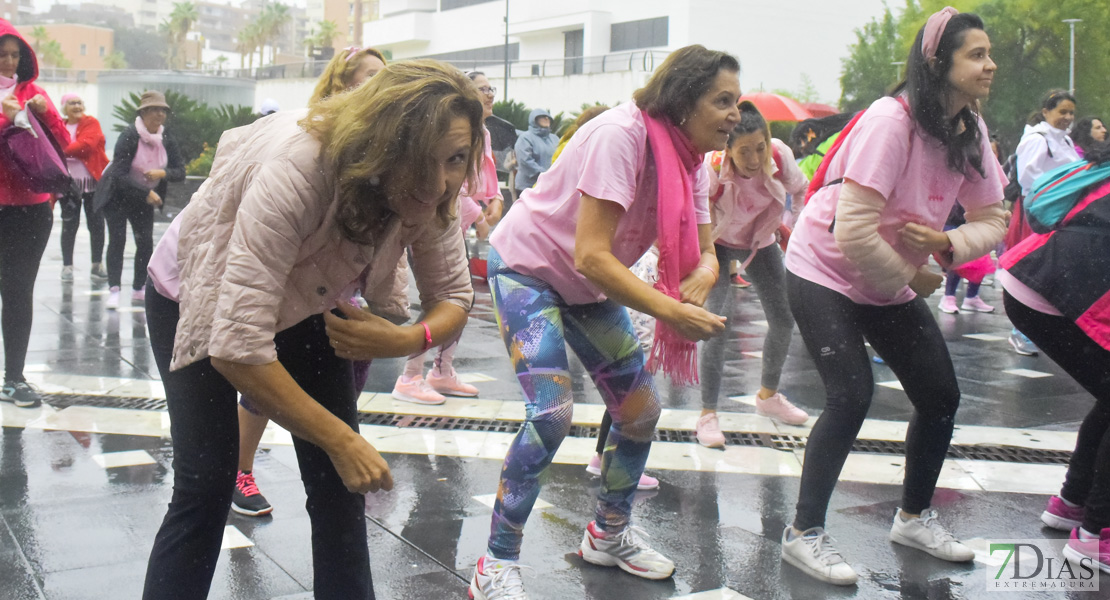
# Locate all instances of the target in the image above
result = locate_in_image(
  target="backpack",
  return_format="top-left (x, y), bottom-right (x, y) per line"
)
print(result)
top-left (1002, 132), bottom-right (1052, 206)
top-left (1023, 158), bottom-right (1110, 233)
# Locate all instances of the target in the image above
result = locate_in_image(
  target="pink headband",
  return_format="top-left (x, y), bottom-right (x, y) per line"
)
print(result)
top-left (343, 46), bottom-right (361, 62)
top-left (921, 6), bottom-right (959, 60)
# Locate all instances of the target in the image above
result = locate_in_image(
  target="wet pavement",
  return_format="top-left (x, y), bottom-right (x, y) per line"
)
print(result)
top-left (1, 214), bottom-right (1107, 599)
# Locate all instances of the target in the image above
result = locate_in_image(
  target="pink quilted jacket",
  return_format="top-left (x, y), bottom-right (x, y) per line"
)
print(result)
top-left (168, 110), bottom-right (473, 371)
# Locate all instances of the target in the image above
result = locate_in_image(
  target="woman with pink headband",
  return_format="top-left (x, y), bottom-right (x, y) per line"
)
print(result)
top-left (779, 7), bottom-right (1007, 585)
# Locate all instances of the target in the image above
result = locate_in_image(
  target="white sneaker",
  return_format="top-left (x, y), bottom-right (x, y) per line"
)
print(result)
top-left (780, 526), bottom-right (858, 586)
top-left (578, 521), bottom-right (674, 580)
top-left (469, 555), bottom-right (529, 600)
top-left (106, 286), bottom-right (120, 310)
top-left (889, 508), bottom-right (974, 562)
top-left (60, 265), bottom-right (74, 281)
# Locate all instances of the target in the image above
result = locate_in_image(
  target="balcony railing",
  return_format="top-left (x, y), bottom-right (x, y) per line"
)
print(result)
top-left (34, 49), bottom-right (671, 83)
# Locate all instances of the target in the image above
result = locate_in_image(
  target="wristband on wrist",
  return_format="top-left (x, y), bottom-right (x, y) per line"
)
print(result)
top-left (419, 321), bottom-right (433, 352)
top-left (697, 264), bottom-right (718, 281)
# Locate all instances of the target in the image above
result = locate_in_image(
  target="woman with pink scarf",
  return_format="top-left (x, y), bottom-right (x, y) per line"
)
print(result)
top-left (93, 90), bottom-right (185, 310)
top-left (470, 45), bottom-right (738, 600)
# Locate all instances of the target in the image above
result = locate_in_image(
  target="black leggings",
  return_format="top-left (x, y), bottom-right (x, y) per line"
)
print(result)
top-left (142, 285), bottom-right (374, 599)
top-left (0, 203), bottom-right (52, 382)
top-left (104, 192), bottom-right (154, 290)
top-left (1006, 293), bottom-right (1110, 532)
top-left (59, 190), bottom-right (104, 266)
top-left (787, 272), bottom-right (960, 530)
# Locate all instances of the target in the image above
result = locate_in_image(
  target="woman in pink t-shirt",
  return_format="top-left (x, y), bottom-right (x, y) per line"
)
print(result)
top-left (470, 45), bottom-right (738, 599)
top-left (696, 101), bottom-right (811, 447)
top-left (779, 9), bottom-right (1008, 585)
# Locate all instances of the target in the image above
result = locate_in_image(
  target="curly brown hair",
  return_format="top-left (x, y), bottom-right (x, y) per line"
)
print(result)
top-left (301, 59), bottom-right (486, 246)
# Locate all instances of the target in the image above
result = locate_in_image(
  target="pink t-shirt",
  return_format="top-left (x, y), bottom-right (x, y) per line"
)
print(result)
top-left (785, 96), bottom-right (1006, 305)
top-left (489, 101), bottom-right (710, 305)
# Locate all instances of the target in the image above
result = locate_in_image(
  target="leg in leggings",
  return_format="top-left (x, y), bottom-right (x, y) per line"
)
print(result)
top-left (859, 297), bottom-right (959, 515)
top-left (945, 272), bottom-right (960, 297)
top-left (1006, 293), bottom-right (1110, 532)
top-left (699, 244), bottom-right (743, 411)
top-left (0, 204), bottom-right (53, 383)
top-left (130, 201), bottom-right (155, 292)
top-left (59, 191), bottom-right (81, 267)
top-left (83, 191), bottom-right (105, 265)
top-left (742, 244), bottom-right (795, 391)
top-left (485, 250), bottom-right (658, 559)
top-left (787, 273), bottom-right (874, 530)
top-left (104, 195), bottom-right (136, 289)
top-left (965, 281), bottom-right (981, 299)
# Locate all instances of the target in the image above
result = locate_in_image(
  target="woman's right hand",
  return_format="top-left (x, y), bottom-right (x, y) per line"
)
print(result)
top-left (327, 430), bottom-right (394, 494)
top-left (908, 267), bottom-right (943, 297)
top-left (663, 302), bottom-right (727, 342)
top-left (146, 190), bottom-right (162, 207)
top-left (2, 95), bottom-right (20, 121)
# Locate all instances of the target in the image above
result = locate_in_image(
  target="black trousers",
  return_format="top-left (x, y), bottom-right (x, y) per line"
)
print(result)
top-left (104, 192), bottom-right (154, 290)
top-left (787, 272), bottom-right (961, 530)
top-left (1006, 292), bottom-right (1110, 532)
top-left (0, 202), bottom-right (52, 382)
top-left (59, 190), bottom-right (104, 266)
top-left (142, 285), bottom-right (374, 599)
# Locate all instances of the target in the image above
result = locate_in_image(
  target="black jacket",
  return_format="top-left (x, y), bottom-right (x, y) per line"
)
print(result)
top-left (93, 124), bottom-right (185, 212)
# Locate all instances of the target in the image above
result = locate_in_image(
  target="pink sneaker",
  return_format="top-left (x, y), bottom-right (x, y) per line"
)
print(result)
top-left (756, 392), bottom-right (809, 426)
top-left (938, 295), bottom-right (959, 314)
top-left (391, 375), bottom-right (446, 405)
top-left (1042, 496), bottom-right (1084, 531)
top-left (426, 366), bottom-right (479, 397)
top-left (585, 454), bottom-right (660, 490)
top-left (960, 296), bottom-right (994, 313)
top-left (1063, 528), bottom-right (1110, 573)
top-left (695, 413), bottom-right (726, 448)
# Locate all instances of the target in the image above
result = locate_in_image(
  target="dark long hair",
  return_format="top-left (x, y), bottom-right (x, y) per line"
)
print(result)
top-left (893, 12), bottom-right (987, 178)
top-left (633, 45), bottom-right (740, 126)
top-left (1071, 116), bottom-right (1104, 152)
top-left (1086, 141), bottom-right (1110, 167)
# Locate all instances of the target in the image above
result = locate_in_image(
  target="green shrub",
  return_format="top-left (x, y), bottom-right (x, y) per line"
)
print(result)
top-left (185, 142), bottom-right (216, 176)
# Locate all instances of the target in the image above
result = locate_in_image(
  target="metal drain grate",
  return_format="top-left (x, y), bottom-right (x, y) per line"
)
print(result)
top-left (38, 393), bottom-right (1073, 465)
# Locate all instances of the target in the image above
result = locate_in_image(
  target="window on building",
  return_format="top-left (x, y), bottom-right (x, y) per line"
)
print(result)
top-left (419, 43), bottom-right (520, 65)
top-left (80, 43), bottom-right (87, 56)
top-left (564, 29), bottom-right (583, 75)
top-left (610, 16), bottom-right (668, 52)
top-left (99, 46), bottom-right (105, 57)
top-left (441, 0), bottom-right (496, 10)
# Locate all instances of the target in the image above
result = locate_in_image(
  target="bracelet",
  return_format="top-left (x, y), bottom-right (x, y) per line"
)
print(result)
top-left (697, 264), bottom-right (718, 281)
top-left (419, 321), bottom-right (433, 353)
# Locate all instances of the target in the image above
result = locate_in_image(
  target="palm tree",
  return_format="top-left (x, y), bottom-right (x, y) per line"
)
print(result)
top-left (259, 3), bottom-right (292, 66)
top-left (102, 50), bottom-right (128, 69)
top-left (29, 26), bottom-right (48, 53)
top-left (168, 2), bottom-right (199, 69)
top-left (315, 20), bottom-right (340, 56)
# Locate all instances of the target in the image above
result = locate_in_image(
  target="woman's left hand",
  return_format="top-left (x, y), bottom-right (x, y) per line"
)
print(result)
top-left (679, 268), bottom-right (716, 308)
top-left (26, 94), bottom-right (47, 115)
top-left (145, 169), bottom-right (167, 181)
top-left (899, 222), bottom-right (950, 253)
top-left (324, 301), bottom-right (416, 360)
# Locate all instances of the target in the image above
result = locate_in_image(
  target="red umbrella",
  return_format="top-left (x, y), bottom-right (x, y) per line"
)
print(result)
top-left (738, 92), bottom-right (813, 121)
top-left (802, 102), bottom-right (840, 118)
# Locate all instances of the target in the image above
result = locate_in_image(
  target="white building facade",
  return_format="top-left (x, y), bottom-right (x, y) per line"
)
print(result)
top-left (364, 0), bottom-right (748, 114)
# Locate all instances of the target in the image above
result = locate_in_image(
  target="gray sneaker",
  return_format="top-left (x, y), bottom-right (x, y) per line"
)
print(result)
top-left (1, 380), bottom-right (42, 408)
top-left (90, 262), bottom-right (108, 282)
top-left (1009, 330), bottom-right (1039, 356)
top-left (60, 265), bottom-right (74, 281)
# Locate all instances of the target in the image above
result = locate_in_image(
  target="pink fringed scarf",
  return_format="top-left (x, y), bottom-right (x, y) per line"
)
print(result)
top-left (642, 110), bottom-right (704, 386)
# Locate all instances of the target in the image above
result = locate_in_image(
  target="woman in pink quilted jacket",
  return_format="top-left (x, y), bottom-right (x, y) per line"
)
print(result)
top-left (141, 60), bottom-right (481, 600)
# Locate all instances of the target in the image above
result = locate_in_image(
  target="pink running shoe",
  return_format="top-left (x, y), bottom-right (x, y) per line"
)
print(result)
top-left (938, 295), bottom-right (959, 314)
top-left (1042, 496), bottom-right (1084, 531)
top-left (391, 375), bottom-right (446, 405)
top-left (584, 455), bottom-right (659, 490)
top-left (1063, 527), bottom-right (1110, 573)
top-left (426, 366), bottom-right (479, 397)
top-left (756, 393), bottom-right (809, 426)
top-left (960, 296), bottom-right (994, 313)
top-left (695, 413), bottom-right (726, 448)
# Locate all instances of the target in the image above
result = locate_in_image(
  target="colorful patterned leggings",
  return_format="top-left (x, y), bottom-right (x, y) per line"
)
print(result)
top-left (485, 248), bottom-right (661, 560)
